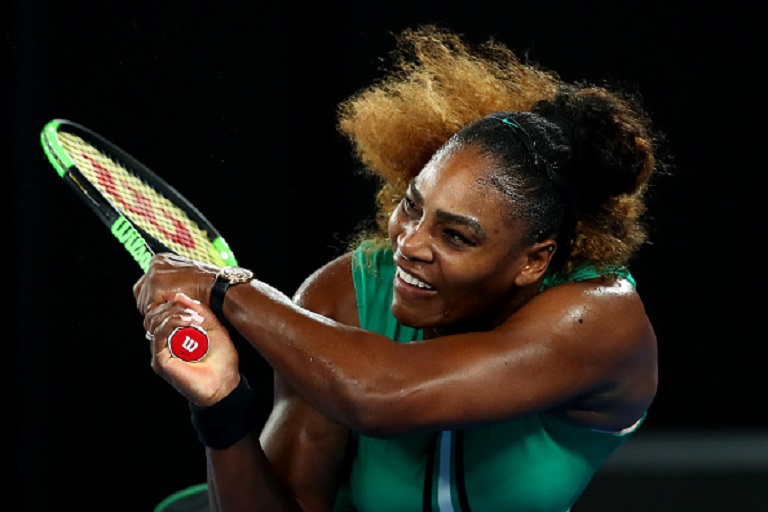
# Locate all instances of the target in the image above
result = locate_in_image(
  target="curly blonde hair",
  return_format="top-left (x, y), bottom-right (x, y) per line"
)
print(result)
top-left (337, 25), bottom-right (666, 275)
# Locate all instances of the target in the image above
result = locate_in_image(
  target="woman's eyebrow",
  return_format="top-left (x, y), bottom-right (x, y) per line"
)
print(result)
top-left (408, 179), bottom-right (487, 240)
top-left (408, 179), bottom-right (423, 204)
top-left (436, 210), bottom-right (487, 240)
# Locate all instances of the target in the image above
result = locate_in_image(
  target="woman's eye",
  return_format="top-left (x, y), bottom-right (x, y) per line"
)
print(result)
top-left (402, 197), bottom-right (418, 216)
top-left (445, 229), bottom-right (474, 246)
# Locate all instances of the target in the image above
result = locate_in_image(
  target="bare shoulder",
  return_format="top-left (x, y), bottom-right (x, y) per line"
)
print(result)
top-left (513, 277), bottom-right (654, 351)
top-left (546, 277), bottom-right (656, 373)
top-left (504, 277), bottom-right (657, 429)
top-left (292, 251), bottom-right (359, 326)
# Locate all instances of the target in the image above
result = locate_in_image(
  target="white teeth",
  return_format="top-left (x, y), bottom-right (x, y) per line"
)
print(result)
top-left (397, 267), bottom-right (433, 289)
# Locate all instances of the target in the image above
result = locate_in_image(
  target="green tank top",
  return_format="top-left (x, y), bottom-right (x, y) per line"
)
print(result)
top-left (334, 241), bottom-right (644, 512)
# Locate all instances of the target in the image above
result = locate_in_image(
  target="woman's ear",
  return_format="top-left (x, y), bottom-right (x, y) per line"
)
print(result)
top-left (515, 241), bottom-right (556, 286)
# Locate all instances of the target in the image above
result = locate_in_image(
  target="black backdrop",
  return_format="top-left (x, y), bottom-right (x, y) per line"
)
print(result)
top-left (8, 1), bottom-right (765, 510)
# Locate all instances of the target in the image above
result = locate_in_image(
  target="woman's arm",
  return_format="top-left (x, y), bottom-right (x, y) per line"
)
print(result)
top-left (258, 377), bottom-right (350, 512)
top-left (225, 278), bottom-right (656, 436)
top-left (258, 253), bottom-right (359, 511)
top-left (143, 296), bottom-right (303, 511)
top-left (142, 254), bottom-right (359, 511)
top-left (137, 254), bottom-right (657, 437)
top-left (198, 376), bottom-right (350, 512)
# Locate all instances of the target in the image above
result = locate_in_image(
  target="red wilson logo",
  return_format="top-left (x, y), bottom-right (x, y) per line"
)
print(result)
top-left (167, 326), bottom-right (210, 362)
top-left (83, 153), bottom-right (196, 248)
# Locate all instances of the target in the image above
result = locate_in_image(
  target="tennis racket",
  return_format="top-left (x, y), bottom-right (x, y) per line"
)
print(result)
top-left (40, 118), bottom-right (235, 361)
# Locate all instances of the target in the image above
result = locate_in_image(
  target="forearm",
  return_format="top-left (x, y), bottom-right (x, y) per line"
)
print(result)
top-left (221, 279), bottom-right (408, 433)
top-left (205, 434), bottom-right (301, 512)
top-left (189, 376), bottom-right (302, 511)
top-left (134, 253), bottom-right (400, 430)
top-left (204, 380), bottom-right (349, 512)
top-left (217, 277), bottom-right (580, 437)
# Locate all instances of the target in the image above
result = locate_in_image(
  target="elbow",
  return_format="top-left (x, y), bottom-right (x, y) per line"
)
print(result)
top-left (345, 405), bottom-right (402, 438)
top-left (333, 381), bottom-right (413, 438)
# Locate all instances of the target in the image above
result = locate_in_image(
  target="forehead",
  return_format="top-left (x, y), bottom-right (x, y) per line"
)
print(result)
top-left (416, 145), bottom-right (500, 197)
top-left (414, 146), bottom-right (515, 224)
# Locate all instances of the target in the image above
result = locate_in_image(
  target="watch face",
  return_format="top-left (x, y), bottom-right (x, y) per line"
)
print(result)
top-left (221, 266), bottom-right (253, 283)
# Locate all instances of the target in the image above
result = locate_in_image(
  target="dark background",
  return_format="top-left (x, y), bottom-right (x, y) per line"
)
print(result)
top-left (7, 1), bottom-right (765, 510)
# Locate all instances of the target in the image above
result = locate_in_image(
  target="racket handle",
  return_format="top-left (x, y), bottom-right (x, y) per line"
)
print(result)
top-left (167, 325), bottom-right (210, 362)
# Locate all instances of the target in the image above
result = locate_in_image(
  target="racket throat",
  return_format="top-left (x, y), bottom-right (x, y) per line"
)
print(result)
top-left (111, 217), bottom-right (153, 271)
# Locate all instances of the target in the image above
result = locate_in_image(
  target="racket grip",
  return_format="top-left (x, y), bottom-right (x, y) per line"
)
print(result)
top-left (167, 325), bottom-right (210, 362)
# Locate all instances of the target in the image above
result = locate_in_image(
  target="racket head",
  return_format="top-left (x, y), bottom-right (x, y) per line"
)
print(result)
top-left (41, 119), bottom-right (237, 271)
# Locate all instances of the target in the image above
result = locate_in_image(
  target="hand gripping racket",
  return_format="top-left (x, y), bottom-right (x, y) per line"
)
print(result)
top-left (41, 118), bottom-right (233, 361)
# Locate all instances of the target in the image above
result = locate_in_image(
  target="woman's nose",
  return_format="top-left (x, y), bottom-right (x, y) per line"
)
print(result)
top-left (398, 223), bottom-right (433, 262)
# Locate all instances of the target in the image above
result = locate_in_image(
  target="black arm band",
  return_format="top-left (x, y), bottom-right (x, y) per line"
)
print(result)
top-left (189, 374), bottom-right (257, 450)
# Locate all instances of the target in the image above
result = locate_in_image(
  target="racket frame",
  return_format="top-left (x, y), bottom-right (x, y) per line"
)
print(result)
top-left (41, 119), bottom-right (237, 271)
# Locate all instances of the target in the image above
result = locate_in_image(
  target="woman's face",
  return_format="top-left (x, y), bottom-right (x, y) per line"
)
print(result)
top-left (387, 145), bottom-right (533, 331)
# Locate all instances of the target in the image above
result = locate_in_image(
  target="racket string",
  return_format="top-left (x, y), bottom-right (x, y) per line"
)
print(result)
top-left (59, 132), bottom-right (225, 266)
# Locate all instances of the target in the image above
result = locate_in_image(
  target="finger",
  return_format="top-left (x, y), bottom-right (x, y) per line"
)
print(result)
top-left (172, 293), bottom-right (218, 332)
top-left (144, 300), bottom-right (186, 336)
top-left (173, 292), bottom-right (204, 311)
top-left (148, 311), bottom-right (186, 357)
top-left (148, 304), bottom-right (204, 346)
top-left (132, 274), bottom-right (144, 305)
top-left (133, 275), bottom-right (152, 315)
top-left (173, 292), bottom-right (206, 316)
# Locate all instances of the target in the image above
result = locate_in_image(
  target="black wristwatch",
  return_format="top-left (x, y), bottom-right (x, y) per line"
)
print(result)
top-left (210, 266), bottom-right (254, 318)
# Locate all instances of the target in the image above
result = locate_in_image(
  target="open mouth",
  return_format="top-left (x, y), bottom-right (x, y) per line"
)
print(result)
top-left (396, 266), bottom-right (434, 290)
